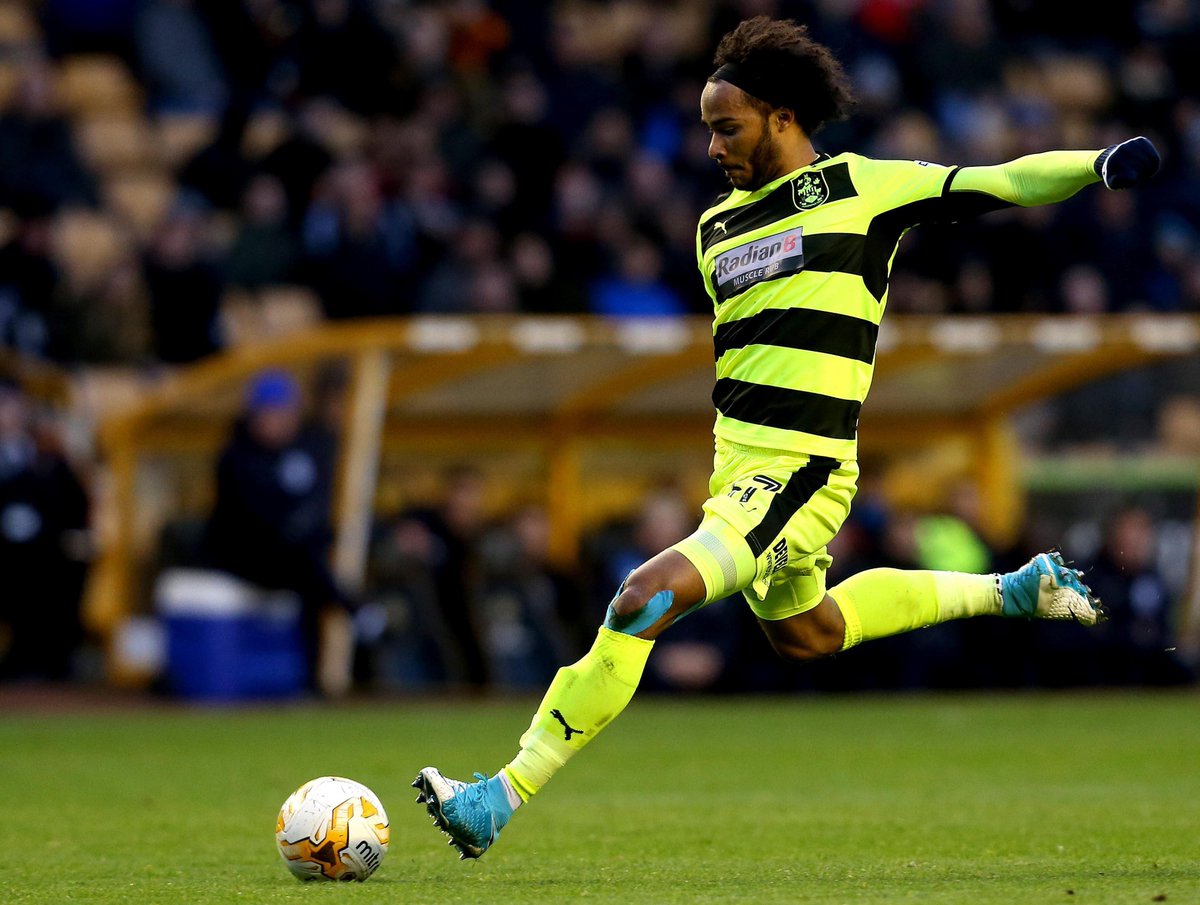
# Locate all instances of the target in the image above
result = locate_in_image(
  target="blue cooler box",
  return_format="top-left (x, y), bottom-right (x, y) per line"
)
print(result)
top-left (156, 569), bottom-right (307, 701)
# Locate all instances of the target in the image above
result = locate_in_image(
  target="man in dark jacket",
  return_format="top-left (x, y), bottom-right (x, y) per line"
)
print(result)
top-left (203, 370), bottom-right (352, 691)
top-left (0, 380), bottom-right (90, 679)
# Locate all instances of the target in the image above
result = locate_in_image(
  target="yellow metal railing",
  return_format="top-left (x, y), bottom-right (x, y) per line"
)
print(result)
top-left (85, 314), bottom-right (1200, 672)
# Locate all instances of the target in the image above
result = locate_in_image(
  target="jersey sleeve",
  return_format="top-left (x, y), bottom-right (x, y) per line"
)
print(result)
top-left (876, 149), bottom-right (1103, 229)
top-left (947, 149), bottom-right (1102, 211)
top-left (865, 158), bottom-right (958, 216)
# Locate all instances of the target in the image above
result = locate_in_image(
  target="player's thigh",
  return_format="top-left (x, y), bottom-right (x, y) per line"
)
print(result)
top-left (672, 442), bottom-right (858, 609)
top-left (739, 455), bottom-right (857, 621)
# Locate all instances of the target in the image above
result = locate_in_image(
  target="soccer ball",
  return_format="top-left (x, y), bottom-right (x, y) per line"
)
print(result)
top-left (275, 776), bottom-right (390, 881)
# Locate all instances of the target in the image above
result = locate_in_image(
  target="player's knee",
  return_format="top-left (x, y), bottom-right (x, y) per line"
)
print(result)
top-left (609, 573), bottom-right (668, 618)
top-left (604, 552), bottom-right (708, 637)
top-left (605, 569), bottom-right (675, 637)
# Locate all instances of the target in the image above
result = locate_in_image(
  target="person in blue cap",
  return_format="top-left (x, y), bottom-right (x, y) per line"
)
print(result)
top-left (203, 369), bottom-right (352, 693)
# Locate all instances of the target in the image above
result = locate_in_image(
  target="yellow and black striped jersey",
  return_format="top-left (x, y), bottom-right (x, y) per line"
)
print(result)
top-left (696, 149), bottom-right (1101, 460)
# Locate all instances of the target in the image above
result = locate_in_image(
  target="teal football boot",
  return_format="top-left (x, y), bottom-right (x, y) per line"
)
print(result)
top-left (1000, 551), bottom-right (1102, 625)
top-left (413, 767), bottom-right (513, 859)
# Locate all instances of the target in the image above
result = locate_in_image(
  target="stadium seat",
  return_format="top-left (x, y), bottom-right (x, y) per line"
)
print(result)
top-left (75, 114), bottom-right (159, 175)
top-left (1158, 396), bottom-right (1200, 455)
top-left (56, 55), bottom-right (142, 116)
top-left (0, 3), bottom-right (40, 47)
top-left (53, 210), bottom-right (126, 288)
top-left (260, 286), bottom-right (323, 337)
top-left (220, 286), bottom-right (323, 348)
top-left (1040, 54), bottom-right (1112, 111)
top-left (0, 59), bottom-right (20, 107)
top-left (243, 109), bottom-right (288, 157)
top-left (320, 105), bottom-right (369, 156)
top-left (218, 289), bottom-right (262, 348)
top-left (70, 366), bottom-right (152, 425)
top-left (155, 112), bottom-right (218, 171)
top-left (103, 172), bottom-right (175, 241)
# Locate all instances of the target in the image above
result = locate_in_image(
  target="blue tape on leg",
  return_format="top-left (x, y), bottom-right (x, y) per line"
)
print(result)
top-left (604, 589), bottom-right (674, 635)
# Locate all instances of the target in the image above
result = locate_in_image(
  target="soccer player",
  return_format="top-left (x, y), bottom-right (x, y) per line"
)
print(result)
top-left (413, 17), bottom-right (1161, 858)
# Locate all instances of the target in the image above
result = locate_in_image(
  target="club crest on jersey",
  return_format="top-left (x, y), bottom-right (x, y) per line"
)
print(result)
top-left (792, 171), bottom-right (830, 210)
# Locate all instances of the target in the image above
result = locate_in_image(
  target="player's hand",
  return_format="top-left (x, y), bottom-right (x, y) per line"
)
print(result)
top-left (1095, 136), bottom-right (1160, 189)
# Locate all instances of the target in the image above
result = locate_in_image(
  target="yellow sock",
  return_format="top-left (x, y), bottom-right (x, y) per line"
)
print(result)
top-left (830, 568), bottom-right (1000, 650)
top-left (502, 627), bottom-right (653, 802)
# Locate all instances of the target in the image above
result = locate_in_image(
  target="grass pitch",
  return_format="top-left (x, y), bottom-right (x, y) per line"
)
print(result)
top-left (2, 692), bottom-right (1197, 904)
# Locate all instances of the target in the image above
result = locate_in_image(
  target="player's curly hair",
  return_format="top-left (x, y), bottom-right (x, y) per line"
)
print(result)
top-left (712, 17), bottom-right (855, 135)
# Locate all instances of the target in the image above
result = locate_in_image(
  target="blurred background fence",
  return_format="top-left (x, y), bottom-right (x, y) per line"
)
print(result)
top-left (1, 0), bottom-right (1198, 697)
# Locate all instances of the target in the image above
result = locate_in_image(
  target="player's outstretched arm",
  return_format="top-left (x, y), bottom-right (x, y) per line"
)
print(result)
top-left (949, 137), bottom-right (1161, 209)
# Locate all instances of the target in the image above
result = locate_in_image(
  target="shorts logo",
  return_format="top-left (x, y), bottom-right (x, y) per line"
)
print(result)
top-left (793, 171), bottom-right (830, 210)
top-left (752, 475), bottom-right (783, 493)
top-left (765, 537), bottom-right (790, 577)
top-left (711, 227), bottom-right (804, 300)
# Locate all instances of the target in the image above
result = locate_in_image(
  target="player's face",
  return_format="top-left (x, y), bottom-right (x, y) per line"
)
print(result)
top-left (701, 80), bottom-right (783, 192)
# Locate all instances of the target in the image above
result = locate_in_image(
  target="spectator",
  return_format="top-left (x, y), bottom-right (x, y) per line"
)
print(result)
top-left (39, 0), bottom-right (138, 59)
top-left (417, 217), bottom-right (503, 313)
top-left (488, 71), bottom-right (566, 232)
top-left (589, 237), bottom-right (686, 317)
top-left (477, 503), bottom-right (582, 688)
top-left (302, 158), bottom-right (418, 318)
top-left (202, 370), bottom-right (352, 692)
top-left (54, 250), bottom-right (150, 364)
top-left (1085, 506), bottom-right (1190, 685)
top-left (142, 202), bottom-right (223, 363)
top-left (225, 174), bottom-right (299, 289)
top-left (373, 467), bottom-right (492, 689)
top-left (0, 380), bottom-right (90, 680)
top-left (258, 99), bottom-right (337, 226)
top-left (0, 58), bottom-right (98, 212)
top-left (0, 195), bottom-right (59, 359)
top-left (197, 0), bottom-right (299, 106)
top-left (290, 0), bottom-right (401, 116)
top-left (176, 100), bottom-right (256, 212)
top-left (135, 0), bottom-right (228, 114)
top-left (509, 231), bottom-right (584, 313)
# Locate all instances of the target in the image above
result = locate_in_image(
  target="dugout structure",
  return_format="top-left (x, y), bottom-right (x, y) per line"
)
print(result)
top-left (87, 314), bottom-right (1200, 679)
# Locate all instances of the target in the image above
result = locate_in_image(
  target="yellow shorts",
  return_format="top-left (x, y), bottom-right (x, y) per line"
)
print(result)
top-left (672, 438), bottom-right (859, 621)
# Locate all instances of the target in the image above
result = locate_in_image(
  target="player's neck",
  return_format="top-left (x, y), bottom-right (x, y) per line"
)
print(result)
top-left (781, 140), bottom-right (820, 175)
top-left (761, 141), bottom-right (821, 187)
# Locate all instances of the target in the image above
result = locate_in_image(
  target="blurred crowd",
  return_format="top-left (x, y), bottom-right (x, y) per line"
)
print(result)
top-left (1, 0), bottom-right (1200, 368)
top-left (3, 0), bottom-right (1200, 692)
top-left (352, 457), bottom-right (1196, 693)
top-left (0, 371), bottom-right (1193, 691)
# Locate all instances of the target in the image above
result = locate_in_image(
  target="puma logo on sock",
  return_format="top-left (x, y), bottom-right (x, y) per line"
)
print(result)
top-left (550, 709), bottom-right (584, 741)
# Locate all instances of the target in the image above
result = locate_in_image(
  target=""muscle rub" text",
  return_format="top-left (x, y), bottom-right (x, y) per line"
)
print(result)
top-left (711, 228), bottom-right (804, 301)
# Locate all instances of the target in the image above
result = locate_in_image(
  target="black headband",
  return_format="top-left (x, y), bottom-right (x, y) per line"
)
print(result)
top-left (711, 60), bottom-right (791, 110)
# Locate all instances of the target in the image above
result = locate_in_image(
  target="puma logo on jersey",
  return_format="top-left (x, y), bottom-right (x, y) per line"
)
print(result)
top-left (713, 220), bottom-right (728, 234)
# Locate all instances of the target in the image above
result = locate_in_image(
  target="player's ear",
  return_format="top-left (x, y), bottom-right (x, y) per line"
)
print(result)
top-left (773, 106), bottom-right (795, 132)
